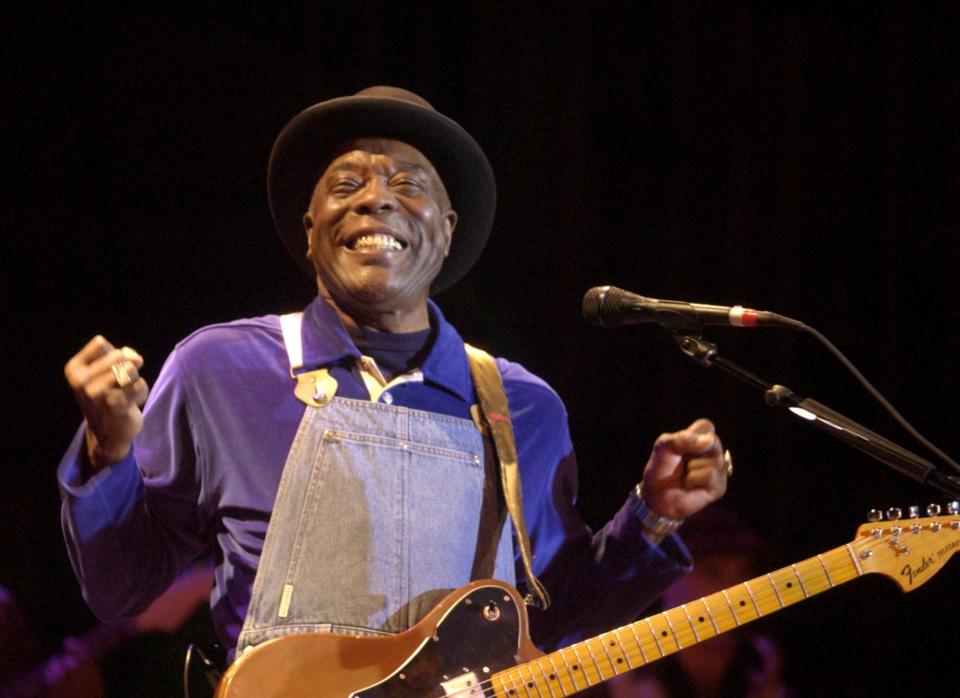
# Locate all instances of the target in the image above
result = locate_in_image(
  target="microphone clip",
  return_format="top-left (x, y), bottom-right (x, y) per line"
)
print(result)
top-left (672, 333), bottom-right (717, 367)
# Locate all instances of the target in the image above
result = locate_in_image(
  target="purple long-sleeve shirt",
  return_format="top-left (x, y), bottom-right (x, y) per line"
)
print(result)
top-left (59, 297), bottom-right (690, 653)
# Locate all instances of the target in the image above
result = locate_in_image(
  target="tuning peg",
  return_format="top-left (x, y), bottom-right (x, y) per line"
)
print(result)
top-left (927, 503), bottom-right (942, 517)
top-left (886, 507), bottom-right (902, 521)
top-left (867, 509), bottom-right (883, 522)
top-left (948, 501), bottom-right (960, 514)
top-left (908, 505), bottom-right (920, 519)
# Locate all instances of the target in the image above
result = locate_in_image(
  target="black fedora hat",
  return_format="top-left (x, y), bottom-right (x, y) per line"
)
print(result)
top-left (268, 86), bottom-right (496, 294)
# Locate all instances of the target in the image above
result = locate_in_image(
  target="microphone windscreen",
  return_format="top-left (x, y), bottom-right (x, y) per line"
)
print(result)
top-left (581, 286), bottom-right (606, 325)
top-left (582, 286), bottom-right (630, 327)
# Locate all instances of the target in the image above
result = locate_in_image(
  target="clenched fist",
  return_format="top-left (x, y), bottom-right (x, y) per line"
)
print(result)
top-left (65, 336), bottom-right (149, 470)
top-left (641, 418), bottom-right (728, 522)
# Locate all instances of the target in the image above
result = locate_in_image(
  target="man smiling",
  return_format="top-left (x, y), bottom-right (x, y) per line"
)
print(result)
top-left (59, 87), bottom-right (729, 672)
top-left (304, 139), bottom-right (457, 332)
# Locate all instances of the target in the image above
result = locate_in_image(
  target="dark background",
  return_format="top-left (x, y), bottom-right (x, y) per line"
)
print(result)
top-left (4, 2), bottom-right (960, 695)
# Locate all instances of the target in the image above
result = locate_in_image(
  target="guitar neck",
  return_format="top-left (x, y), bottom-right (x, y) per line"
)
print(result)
top-left (493, 542), bottom-right (861, 697)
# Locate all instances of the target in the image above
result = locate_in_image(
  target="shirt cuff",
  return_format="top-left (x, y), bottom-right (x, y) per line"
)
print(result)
top-left (58, 426), bottom-right (143, 529)
top-left (619, 493), bottom-right (693, 568)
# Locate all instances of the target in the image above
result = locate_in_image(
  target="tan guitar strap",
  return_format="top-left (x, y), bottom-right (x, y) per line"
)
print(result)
top-left (465, 344), bottom-right (551, 611)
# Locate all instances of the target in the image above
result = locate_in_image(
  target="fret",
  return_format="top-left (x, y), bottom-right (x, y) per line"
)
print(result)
top-left (770, 567), bottom-right (805, 605)
top-left (501, 667), bottom-right (526, 698)
top-left (790, 564), bottom-right (809, 598)
top-left (587, 636), bottom-right (615, 680)
top-left (556, 647), bottom-right (582, 693)
top-left (720, 589), bottom-right (741, 626)
top-left (823, 548), bottom-right (860, 585)
top-left (612, 627), bottom-right (636, 670)
top-left (544, 650), bottom-right (575, 696)
top-left (585, 636), bottom-right (615, 680)
top-left (514, 662), bottom-right (545, 698)
top-left (680, 603), bottom-right (701, 643)
top-left (627, 620), bottom-right (650, 664)
top-left (600, 631), bottom-right (627, 676)
top-left (645, 615), bottom-right (679, 654)
top-left (817, 554), bottom-right (835, 587)
top-left (494, 672), bottom-right (517, 698)
top-left (743, 580), bottom-right (761, 616)
top-left (695, 596), bottom-right (721, 635)
top-left (643, 617), bottom-right (666, 657)
top-left (533, 661), bottom-right (552, 698)
top-left (700, 592), bottom-right (735, 633)
top-left (509, 671), bottom-right (528, 698)
top-left (732, 583), bottom-right (759, 622)
top-left (662, 609), bottom-right (684, 650)
top-left (751, 577), bottom-right (780, 616)
top-left (766, 572), bottom-right (785, 608)
top-left (846, 542), bottom-right (864, 575)
top-left (570, 640), bottom-right (602, 687)
top-left (532, 656), bottom-right (558, 698)
top-left (795, 558), bottom-right (831, 595)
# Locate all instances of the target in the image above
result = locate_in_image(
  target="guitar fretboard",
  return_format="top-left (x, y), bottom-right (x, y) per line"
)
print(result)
top-left (491, 544), bottom-right (860, 698)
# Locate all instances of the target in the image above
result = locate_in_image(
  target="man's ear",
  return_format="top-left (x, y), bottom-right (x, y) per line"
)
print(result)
top-left (442, 209), bottom-right (458, 257)
top-left (303, 212), bottom-right (314, 259)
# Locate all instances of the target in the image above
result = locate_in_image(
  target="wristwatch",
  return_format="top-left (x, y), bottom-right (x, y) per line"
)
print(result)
top-left (631, 482), bottom-right (685, 537)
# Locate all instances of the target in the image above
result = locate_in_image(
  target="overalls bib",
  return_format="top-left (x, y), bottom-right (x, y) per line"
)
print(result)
top-left (236, 314), bottom-right (515, 653)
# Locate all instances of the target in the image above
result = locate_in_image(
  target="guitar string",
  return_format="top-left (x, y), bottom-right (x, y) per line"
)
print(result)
top-left (613, 532), bottom-right (907, 667)
top-left (542, 537), bottom-right (879, 693)
top-left (614, 527), bottom-right (944, 669)
top-left (436, 522), bottom-right (951, 698)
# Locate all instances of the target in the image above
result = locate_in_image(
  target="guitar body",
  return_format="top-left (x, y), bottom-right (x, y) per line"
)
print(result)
top-left (216, 580), bottom-right (540, 698)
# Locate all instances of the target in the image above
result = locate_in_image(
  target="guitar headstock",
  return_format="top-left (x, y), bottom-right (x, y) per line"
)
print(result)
top-left (852, 503), bottom-right (960, 592)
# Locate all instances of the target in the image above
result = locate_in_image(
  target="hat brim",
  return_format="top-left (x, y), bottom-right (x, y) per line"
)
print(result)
top-left (268, 94), bottom-right (496, 294)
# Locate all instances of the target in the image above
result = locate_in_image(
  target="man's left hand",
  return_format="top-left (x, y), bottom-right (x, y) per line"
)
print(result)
top-left (640, 418), bottom-right (727, 520)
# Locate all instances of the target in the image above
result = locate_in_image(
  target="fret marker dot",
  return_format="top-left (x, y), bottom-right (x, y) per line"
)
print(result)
top-left (698, 616), bottom-right (704, 623)
top-left (616, 658), bottom-right (623, 664)
top-left (787, 582), bottom-right (793, 588)
top-left (661, 630), bottom-right (668, 637)
top-left (739, 600), bottom-right (746, 607)
top-left (527, 683), bottom-right (534, 688)
top-left (572, 665), bottom-right (579, 671)
top-left (549, 674), bottom-right (556, 680)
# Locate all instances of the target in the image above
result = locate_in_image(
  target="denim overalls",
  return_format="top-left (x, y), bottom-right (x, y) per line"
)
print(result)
top-left (236, 313), bottom-right (515, 653)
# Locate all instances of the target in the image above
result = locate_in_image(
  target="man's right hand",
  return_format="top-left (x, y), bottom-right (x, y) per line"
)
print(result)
top-left (65, 336), bottom-right (149, 471)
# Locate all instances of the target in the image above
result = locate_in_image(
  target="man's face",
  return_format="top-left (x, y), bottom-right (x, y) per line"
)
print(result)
top-left (303, 139), bottom-right (457, 324)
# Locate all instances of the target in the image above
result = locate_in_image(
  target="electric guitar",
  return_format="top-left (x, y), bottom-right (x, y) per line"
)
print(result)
top-left (215, 510), bottom-right (960, 697)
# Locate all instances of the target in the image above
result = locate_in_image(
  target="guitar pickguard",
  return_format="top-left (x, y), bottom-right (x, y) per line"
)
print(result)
top-left (354, 584), bottom-right (522, 698)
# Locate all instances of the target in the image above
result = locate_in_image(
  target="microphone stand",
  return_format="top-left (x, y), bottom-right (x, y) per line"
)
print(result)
top-left (672, 333), bottom-right (960, 501)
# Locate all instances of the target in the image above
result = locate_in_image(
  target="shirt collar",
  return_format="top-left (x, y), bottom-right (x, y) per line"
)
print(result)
top-left (300, 295), bottom-right (362, 367)
top-left (299, 296), bottom-right (474, 403)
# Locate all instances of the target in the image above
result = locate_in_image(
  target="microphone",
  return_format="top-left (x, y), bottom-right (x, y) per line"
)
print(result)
top-left (582, 286), bottom-right (799, 330)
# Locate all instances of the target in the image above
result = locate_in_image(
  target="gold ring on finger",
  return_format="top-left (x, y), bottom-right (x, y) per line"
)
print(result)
top-left (724, 449), bottom-right (733, 479)
top-left (111, 363), bottom-right (133, 388)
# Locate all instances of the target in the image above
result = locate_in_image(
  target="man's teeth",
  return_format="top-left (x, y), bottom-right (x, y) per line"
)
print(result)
top-left (350, 234), bottom-right (403, 251)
